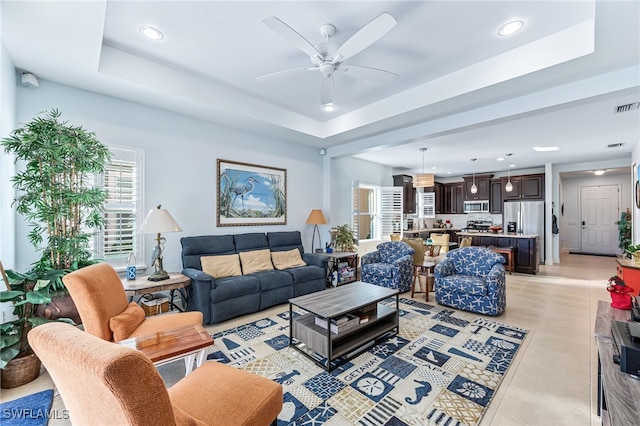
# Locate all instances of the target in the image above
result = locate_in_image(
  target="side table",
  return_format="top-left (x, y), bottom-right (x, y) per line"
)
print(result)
top-left (121, 273), bottom-right (191, 312)
top-left (118, 323), bottom-right (213, 376)
top-left (325, 252), bottom-right (359, 286)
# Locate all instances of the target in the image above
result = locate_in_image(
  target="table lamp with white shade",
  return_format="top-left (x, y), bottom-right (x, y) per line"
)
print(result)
top-left (138, 205), bottom-right (182, 281)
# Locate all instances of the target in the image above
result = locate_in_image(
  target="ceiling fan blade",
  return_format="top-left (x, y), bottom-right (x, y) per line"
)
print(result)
top-left (339, 65), bottom-right (398, 83)
top-left (256, 66), bottom-right (316, 83)
top-left (263, 16), bottom-right (323, 61)
top-left (320, 74), bottom-right (334, 105)
top-left (332, 12), bottom-right (396, 64)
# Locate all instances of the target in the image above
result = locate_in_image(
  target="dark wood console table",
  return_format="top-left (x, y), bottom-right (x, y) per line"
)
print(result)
top-left (593, 301), bottom-right (640, 425)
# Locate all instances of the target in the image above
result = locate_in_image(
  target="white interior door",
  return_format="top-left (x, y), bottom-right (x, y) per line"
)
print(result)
top-left (580, 184), bottom-right (620, 255)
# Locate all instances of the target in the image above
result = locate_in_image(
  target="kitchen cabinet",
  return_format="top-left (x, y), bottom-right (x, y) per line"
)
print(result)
top-left (490, 179), bottom-right (503, 214)
top-left (462, 234), bottom-right (540, 274)
top-left (393, 174), bottom-right (416, 214)
top-left (463, 175), bottom-right (492, 200)
top-left (443, 183), bottom-right (464, 214)
top-left (502, 174), bottom-right (545, 200)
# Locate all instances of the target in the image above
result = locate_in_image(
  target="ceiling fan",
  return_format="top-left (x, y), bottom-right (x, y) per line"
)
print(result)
top-left (257, 12), bottom-right (399, 109)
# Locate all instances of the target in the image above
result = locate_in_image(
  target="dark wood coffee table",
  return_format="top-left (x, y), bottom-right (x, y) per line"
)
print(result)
top-left (289, 281), bottom-right (399, 371)
top-left (118, 323), bottom-right (213, 376)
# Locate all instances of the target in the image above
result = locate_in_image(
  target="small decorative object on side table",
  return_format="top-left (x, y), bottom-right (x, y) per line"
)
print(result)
top-left (121, 272), bottom-right (191, 312)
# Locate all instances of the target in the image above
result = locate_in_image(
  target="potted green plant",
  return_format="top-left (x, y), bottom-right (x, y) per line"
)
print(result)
top-left (329, 224), bottom-right (358, 252)
top-left (615, 208), bottom-right (632, 258)
top-left (1, 109), bottom-right (110, 386)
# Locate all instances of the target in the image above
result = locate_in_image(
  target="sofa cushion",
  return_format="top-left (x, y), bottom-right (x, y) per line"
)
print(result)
top-left (201, 254), bottom-right (242, 279)
top-left (235, 233), bottom-right (269, 252)
top-left (252, 270), bottom-right (294, 290)
top-left (210, 275), bottom-right (260, 303)
top-left (267, 231), bottom-right (304, 253)
top-left (271, 248), bottom-right (307, 270)
top-left (286, 265), bottom-right (325, 283)
top-left (239, 249), bottom-right (274, 274)
top-left (181, 235), bottom-right (237, 269)
top-left (109, 302), bottom-right (145, 341)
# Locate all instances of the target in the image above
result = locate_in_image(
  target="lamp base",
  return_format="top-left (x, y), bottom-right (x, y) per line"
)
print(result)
top-left (147, 270), bottom-right (170, 281)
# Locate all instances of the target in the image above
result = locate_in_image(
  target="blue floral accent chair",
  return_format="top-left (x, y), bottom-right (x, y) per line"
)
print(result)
top-left (361, 241), bottom-right (415, 292)
top-left (434, 246), bottom-right (506, 316)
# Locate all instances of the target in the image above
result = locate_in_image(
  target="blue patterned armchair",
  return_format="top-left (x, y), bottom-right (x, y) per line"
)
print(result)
top-left (434, 246), bottom-right (506, 316)
top-left (361, 241), bottom-right (414, 292)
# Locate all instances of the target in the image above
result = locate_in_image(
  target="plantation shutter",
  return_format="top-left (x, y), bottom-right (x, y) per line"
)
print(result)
top-left (418, 191), bottom-right (436, 218)
top-left (102, 148), bottom-right (139, 261)
top-left (351, 180), bottom-right (360, 244)
top-left (380, 186), bottom-right (402, 240)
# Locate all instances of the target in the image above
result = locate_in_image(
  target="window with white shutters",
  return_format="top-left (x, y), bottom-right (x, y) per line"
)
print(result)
top-left (351, 182), bottom-right (402, 243)
top-left (95, 146), bottom-right (144, 268)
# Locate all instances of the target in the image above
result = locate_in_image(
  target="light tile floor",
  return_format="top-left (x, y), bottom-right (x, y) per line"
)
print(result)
top-left (1, 253), bottom-right (614, 425)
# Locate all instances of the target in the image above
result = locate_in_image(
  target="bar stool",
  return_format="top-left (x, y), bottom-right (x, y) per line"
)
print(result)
top-left (487, 245), bottom-right (516, 274)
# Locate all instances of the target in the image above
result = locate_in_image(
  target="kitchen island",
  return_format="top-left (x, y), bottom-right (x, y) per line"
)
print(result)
top-left (456, 232), bottom-right (540, 274)
top-left (403, 228), bottom-right (461, 241)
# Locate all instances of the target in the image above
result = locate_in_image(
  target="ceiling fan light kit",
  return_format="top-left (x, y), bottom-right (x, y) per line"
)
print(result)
top-left (258, 13), bottom-right (398, 108)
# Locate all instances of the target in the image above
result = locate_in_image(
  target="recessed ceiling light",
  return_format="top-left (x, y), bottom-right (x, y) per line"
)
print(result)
top-left (140, 25), bottom-right (164, 40)
top-left (321, 103), bottom-right (336, 112)
top-left (594, 170), bottom-right (606, 176)
top-left (496, 157), bottom-right (504, 161)
top-left (446, 171), bottom-right (452, 174)
top-left (533, 146), bottom-right (559, 152)
top-left (509, 164), bottom-right (516, 168)
top-left (432, 166), bottom-right (437, 170)
top-left (498, 20), bottom-right (524, 36)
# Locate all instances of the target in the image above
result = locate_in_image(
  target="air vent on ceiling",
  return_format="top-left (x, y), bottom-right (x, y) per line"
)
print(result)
top-left (614, 102), bottom-right (639, 113)
top-left (607, 143), bottom-right (625, 149)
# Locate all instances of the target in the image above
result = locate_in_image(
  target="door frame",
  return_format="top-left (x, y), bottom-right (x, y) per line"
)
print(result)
top-left (579, 183), bottom-right (621, 255)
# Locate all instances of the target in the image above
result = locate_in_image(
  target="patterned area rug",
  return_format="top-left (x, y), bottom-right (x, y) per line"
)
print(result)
top-left (209, 298), bottom-right (527, 425)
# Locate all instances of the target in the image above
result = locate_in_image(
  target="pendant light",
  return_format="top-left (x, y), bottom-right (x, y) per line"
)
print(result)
top-left (470, 158), bottom-right (478, 194)
top-left (505, 167), bottom-right (513, 192)
top-left (505, 154), bottom-right (513, 192)
top-left (415, 148), bottom-right (434, 187)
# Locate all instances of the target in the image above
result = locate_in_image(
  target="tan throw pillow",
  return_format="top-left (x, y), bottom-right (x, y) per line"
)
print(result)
top-left (239, 249), bottom-right (274, 274)
top-left (109, 302), bottom-right (145, 342)
top-left (271, 248), bottom-right (307, 270)
top-left (201, 254), bottom-right (242, 279)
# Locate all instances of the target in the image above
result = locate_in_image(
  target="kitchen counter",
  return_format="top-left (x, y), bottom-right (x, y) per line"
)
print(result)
top-left (457, 231), bottom-right (539, 239)
top-left (457, 233), bottom-right (540, 274)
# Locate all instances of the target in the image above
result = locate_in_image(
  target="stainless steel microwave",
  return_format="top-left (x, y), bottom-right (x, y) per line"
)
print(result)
top-left (463, 200), bottom-right (489, 213)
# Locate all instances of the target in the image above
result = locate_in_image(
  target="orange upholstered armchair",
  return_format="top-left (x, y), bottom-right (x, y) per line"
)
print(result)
top-left (29, 322), bottom-right (283, 426)
top-left (63, 263), bottom-right (203, 342)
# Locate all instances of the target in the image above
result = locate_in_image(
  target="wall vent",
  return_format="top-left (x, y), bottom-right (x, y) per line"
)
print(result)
top-left (614, 102), bottom-right (640, 113)
top-left (607, 143), bottom-right (625, 149)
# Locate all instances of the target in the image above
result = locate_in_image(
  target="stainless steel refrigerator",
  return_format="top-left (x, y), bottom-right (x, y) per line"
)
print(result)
top-left (503, 200), bottom-right (544, 263)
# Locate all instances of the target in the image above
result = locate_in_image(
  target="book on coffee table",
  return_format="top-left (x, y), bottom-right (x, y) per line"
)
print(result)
top-left (315, 314), bottom-right (359, 334)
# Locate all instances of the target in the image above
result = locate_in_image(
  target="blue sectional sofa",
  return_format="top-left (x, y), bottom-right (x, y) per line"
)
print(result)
top-left (181, 231), bottom-right (328, 324)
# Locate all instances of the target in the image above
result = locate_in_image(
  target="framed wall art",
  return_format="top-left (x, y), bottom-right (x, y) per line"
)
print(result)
top-left (217, 159), bottom-right (287, 226)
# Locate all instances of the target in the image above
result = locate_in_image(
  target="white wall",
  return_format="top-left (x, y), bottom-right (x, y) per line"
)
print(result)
top-left (1, 38), bottom-right (17, 270)
top-left (11, 79), bottom-right (324, 273)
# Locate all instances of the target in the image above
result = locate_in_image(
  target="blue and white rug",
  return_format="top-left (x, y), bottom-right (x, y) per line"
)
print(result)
top-left (209, 298), bottom-right (527, 425)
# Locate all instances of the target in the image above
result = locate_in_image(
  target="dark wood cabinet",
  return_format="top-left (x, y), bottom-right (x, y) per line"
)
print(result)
top-left (490, 179), bottom-right (503, 214)
top-left (466, 235), bottom-right (539, 274)
top-left (463, 175), bottom-right (492, 200)
top-left (443, 183), bottom-right (464, 214)
top-left (393, 174), bottom-right (416, 214)
top-left (502, 174), bottom-right (544, 200)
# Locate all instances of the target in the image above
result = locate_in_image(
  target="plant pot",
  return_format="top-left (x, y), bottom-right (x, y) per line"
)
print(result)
top-left (1, 352), bottom-right (42, 388)
top-left (633, 251), bottom-right (640, 266)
